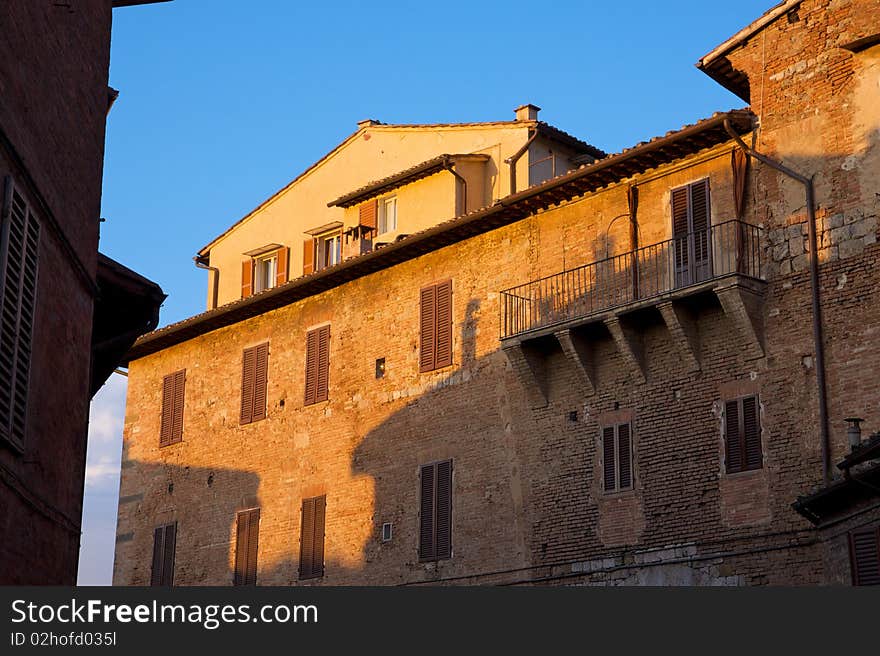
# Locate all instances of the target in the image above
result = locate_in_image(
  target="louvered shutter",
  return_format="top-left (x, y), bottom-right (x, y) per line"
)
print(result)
top-left (313, 496), bottom-right (326, 577)
top-left (725, 400), bottom-right (743, 473)
top-left (0, 180), bottom-right (40, 450)
top-left (359, 200), bottom-right (378, 230)
top-left (618, 423), bottom-right (632, 490)
top-left (252, 342), bottom-right (269, 421)
top-left (316, 325), bottom-right (330, 403)
top-left (304, 329), bottom-right (318, 405)
top-left (300, 497), bottom-right (316, 579)
top-left (603, 426), bottom-right (616, 492)
top-left (419, 286), bottom-right (437, 372)
top-left (435, 460), bottom-right (452, 560)
top-left (275, 247), bottom-right (289, 286)
top-left (171, 370), bottom-right (185, 443)
top-left (241, 260), bottom-right (253, 298)
top-left (302, 239), bottom-right (315, 275)
top-left (240, 347), bottom-right (256, 424)
top-left (150, 527), bottom-right (164, 586)
top-left (245, 509), bottom-right (260, 585)
top-left (160, 374), bottom-right (175, 446)
top-left (233, 511), bottom-right (249, 585)
top-left (419, 464), bottom-right (435, 561)
top-left (435, 280), bottom-right (453, 369)
top-left (742, 395), bottom-right (762, 471)
top-left (671, 187), bottom-right (690, 240)
top-left (690, 179), bottom-right (711, 279)
top-left (162, 522), bottom-right (176, 586)
top-left (850, 527), bottom-right (880, 586)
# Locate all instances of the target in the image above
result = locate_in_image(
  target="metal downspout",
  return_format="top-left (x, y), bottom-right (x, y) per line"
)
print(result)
top-left (504, 129), bottom-right (538, 195)
top-left (724, 119), bottom-right (831, 483)
top-left (444, 157), bottom-right (468, 216)
top-left (194, 255), bottom-right (220, 310)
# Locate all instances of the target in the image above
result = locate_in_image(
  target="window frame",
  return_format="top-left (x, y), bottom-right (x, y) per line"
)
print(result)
top-left (315, 230), bottom-right (342, 271)
top-left (723, 393), bottom-right (762, 475)
top-left (252, 252), bottom-right (278, 293)
top-left (378, 195), bottom-right (397, 235)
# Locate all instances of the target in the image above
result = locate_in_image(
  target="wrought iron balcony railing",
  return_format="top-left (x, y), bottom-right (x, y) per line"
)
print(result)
top-left (499, 220), bottom-right (763, 340)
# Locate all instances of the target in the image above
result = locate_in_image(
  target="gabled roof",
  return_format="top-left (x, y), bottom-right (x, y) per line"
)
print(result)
top-left (328, 154), bottom-right (490, 208)
top-left (696, 0), bottom-right (803, 101)
top-left (128, 109), bottom-right (754, 363)
top-left (197, 118), bottom-right (605, 256)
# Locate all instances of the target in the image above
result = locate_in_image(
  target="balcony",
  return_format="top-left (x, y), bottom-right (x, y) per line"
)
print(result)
top-left (499, 220), bottom-right (767, 405)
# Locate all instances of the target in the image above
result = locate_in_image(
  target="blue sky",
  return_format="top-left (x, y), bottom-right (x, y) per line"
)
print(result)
top-left (78, 0), bottom-right (774, 584)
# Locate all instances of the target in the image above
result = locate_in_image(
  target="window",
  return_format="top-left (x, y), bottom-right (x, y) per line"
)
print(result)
top-left (240, 343), bottom-right (269, 425)
top-left (150, 522), bottom-right (177, 586)
top-left (724, 394), bottom-right (762, 474)
top-left (378, 196), bottom-right (397, 234)
top-left (309, 231), bottom-right (342, 272)
top-left (419, 280), bottom-right (453, 373)
top-left (602, 422), bottom-right (633, 493)
top-left (304, 325), bottom-right (330, 405)
top-left (671, 179), bottom-right (711, 287)
top-left (299, 496), bottom-right (326, 580)
top-left (233, 508), bottom-right (260, 586)
top-left (849, 526), bottom-right (880, 586)
top-left (419, 459), bottom-right (452, 562)
top-left (241, 246), bottom-right (288, 299)
top-left (160, 369), bottom-right (185, 447)
top-left (0, 177), bottom-right (40, 451)
top-left (253, 253), bottom-right (277, 293)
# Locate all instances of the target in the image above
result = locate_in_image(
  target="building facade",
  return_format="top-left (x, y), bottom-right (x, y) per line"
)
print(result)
top-left (0, 0), bottom-right (167, 585)
top-left (115, 0), bottom-right (880, 586)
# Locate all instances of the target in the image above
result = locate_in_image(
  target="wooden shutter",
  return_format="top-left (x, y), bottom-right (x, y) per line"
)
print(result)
top-left (275, 247), bottom-right (289, 286)
top-left (742, 395), bottom-right (762, 471)
top-left (850, 527), bottom-right (880, 586)
top-left (302, 239), bottom-right (315, 275)
top-left (304, 328), bottom-right (319, 405)
top-left (671, 187), bottom-right (690, 240)
top-left (725, 400), bottom-right (743, 473)
top-left (690, 179), bottom-right (711, 266)
top-left (160, 370), bottom-right (185, 446)
top-left (316, 325), bottom-right (330, 403)
top-left (435, 460), bottom-right (452, 560)
top-left (299, 496), bottom-right (326, 579)
top-left (435, 280), bottom-right (453, 369)
top-left (234, 509), bottom-right (259, 585)
top-left (602, 426), bottom-right (616, 492)
top-left (240, 347), bottom-right (256, 425)
top-left (419, 464), bottom-right (435, 561)
top-left (419, 285), bottom-right (437, 372)
top-left (359, 200), bottom-right (378, 230)
top-left (150, 522), bottom-right (176, 586)
top-left (241, 260), bottom-right (253, 298)
top-left (171, 370), bottom-right (185, 443)
top-left (618, 423), bottom-right (632, 490)
top-left (0, 179), bottom-right (40, 450)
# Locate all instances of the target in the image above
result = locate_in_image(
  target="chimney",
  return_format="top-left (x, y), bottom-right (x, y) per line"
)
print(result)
top-left (357, 118), bottom-right (381, 130)
top-left (845, 417), bottom-right (864, 451)
top-left (514, 103), bottom-right (541, 122)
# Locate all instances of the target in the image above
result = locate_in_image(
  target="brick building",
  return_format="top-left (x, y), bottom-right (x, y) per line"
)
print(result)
top-left (0, 1), bottom-right (168, 585)
top-left (115, 0), bottom-right (880, 586)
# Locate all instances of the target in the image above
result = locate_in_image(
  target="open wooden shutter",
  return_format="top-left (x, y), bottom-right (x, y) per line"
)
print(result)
top-left (435, 280), bottom-right (453, 369)
top-left (618, 423), bottom-right (632, 490)
top-left (419, 286), bottom-right (437, 372)
top-left (850, 527), bottom-right (880, 586)
top-left (359, 200), bottom-right (378, 230)
top-left (435, 460), bottom-right (452, 560)
top-left (603, 426), bottom-right (616, 492)
top-left (725, 400), bottom-right (743, 473)
top-left (302, 239), bottom-right (315, 275)
top-left (419, 464), bottom-right (435, 561)
top-left (742, 395), bottom-right (762, 471)
top-left (240, 347), bottom-right (256, 425)
top-left (275, 247), bottom-right (289, 286)
top-left (241, 260), bottom-right (253, 299)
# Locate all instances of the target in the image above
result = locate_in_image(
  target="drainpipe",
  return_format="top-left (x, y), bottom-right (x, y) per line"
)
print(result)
top-left (504, 129), bottom-right (538, 195)
top-left (724, 119), bottom-right (831, 484)
top-left (194, 254), bottom-right (219, 310)
top-left (444, 157), bottom-right (468, 216)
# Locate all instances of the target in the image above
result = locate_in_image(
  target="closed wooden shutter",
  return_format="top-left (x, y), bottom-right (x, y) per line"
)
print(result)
top-left (618, 423), bottom-right (632, 489)
top-left (241, 260), bottom-right (253, 298)
top-left (234, 508), bottom-right (259, 585)
top-left (150, 522), bottom-right (176, 586)
top-left (419, 285), bottom-right (437, 372)
top-left (240, 343), bottom-right (269, 424)
top-left (671, 187), bottom-right (689, 240)
top-left (359, 200), bottom-right (378, 230)
top-left (850, 526), bottom-right (880, 586)
top-left (725, 395), bottom-right (761, 474)
top-left (603, 426), bottom-right (616, 492)
top-left (742, 395), bottom-right (762, 471)
top-left (691, 179), bottom-right (710, 269)
top-left (0, 179), bottom-right (40, 450)
top-left (160, 370), bottom-right (185, 446)
top-left (435, 280), bottom-right (453, 369)
top-left (304, 326), bottom-right (330, 405)
top-left (418, 464), bottom-right (436, 561)
top-left (275, 247), bottom-right (289, 286)
top-left (725, 399), bottom-right (743, 473)
top-left (299, 495), bottom-right (326, 579)
top-left (435, 460), bottom-right (453, 560)
top-left (303, 239), bottom-right (315, 275)
top-left (171, 370), bottom-right (185, 443)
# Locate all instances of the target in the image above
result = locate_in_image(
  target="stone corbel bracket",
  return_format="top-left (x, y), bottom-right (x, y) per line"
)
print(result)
top-left (714, 280), bottom-right (767, 360)
top-left (554, 328), bottom-right (596, 396)
top-left (604, 315), bottom-right (647, 384)
top-left (658, 300), bottom-right (702, 372)
top-left (503, 341), bottom-right (549, 408)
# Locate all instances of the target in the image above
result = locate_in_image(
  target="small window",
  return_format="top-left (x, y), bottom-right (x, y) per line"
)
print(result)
top-left (253, 253), bottom-right (277, 293)
top-left (378, 196), bottom-right (397, 235)
top-left (233, 508), bottom-right (260, 586)
top-left (375, 357), bottom-right (386, 379)
top-left (419, 459), bottom-right (452, 562)
top-left (316, 231), bottom-right (342, 271)
top-left (724, 394), bottom-right (762, 474)
top-left (602, 422), bottom-right (633, 493)
top-left (160, 370), bottom-right (185, 447)
top-left (299, 496), bottom-right (326, 580)
top-left (849, 526), bottom-right (880, 586)
top-left (381, 522), bottom-right (393, 542)
top-left (150, 522), bottom-right (177, 586)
